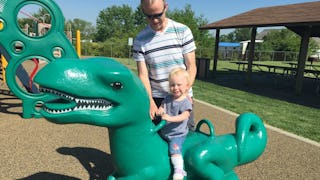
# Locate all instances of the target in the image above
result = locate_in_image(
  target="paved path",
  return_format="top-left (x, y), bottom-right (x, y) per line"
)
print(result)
top-left (0, 86), bottom-right (319, 179)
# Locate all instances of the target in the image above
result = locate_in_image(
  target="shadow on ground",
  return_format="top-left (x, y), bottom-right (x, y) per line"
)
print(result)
top-left (199, 69), bottom-right (320, 109)
top-left (17, 172), bottom-right (80, 180)
top-left (18, 147), bottom-right (114, 180)
top-left (0, 88), bottom-right (23, 116)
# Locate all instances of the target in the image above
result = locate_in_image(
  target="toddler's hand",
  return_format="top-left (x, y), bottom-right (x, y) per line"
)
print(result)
top-left (156, 109), bottom-right (165, 116)
top-left (161, 113), bottom-right (171, 122)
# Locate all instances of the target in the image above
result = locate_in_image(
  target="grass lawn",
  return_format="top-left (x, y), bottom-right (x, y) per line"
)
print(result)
top-left (193, 79), bottom-right (319, 142)
top-left (115, 58), bottom-right (320, 142)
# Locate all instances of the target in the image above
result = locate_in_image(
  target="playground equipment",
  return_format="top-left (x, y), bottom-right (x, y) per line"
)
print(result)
top-left (0, 0), bottom-right (79, 118)
top-left (34, 57), bottom-right (267, 180)
top-left (1, 1), bottom-right (267, 179)
top-left (76, 30), bottom-right (81, 56)
top-left (1, 54), bottom-right (7, 82)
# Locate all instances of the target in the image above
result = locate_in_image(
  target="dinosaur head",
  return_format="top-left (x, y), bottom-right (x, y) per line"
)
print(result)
top-left (34, 57), bottom-right (150, 127)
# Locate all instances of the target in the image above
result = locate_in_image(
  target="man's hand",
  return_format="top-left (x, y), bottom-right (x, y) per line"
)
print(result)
top-left (149, 100), bottom-right (158, 120)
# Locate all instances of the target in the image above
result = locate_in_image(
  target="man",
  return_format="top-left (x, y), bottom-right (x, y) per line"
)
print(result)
top-left (133, 0), bottom-right (197, 130)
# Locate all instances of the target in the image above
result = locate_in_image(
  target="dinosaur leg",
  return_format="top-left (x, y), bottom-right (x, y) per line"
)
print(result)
top-left (107, 166), bottom-right (170, 180)
top-left (107, 175), bottom-right (116, 180)
top-left (224, 171), bottom-right (239, 180)
top-left (185, 144), bottom-right (238, 180)
top-left (107, 174), bottom-right (164, 180)
top-left (107, 174), bottom-right (143, 180)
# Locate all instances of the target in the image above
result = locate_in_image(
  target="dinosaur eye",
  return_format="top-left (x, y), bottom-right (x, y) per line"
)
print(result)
top-left (110, 82), bottom-right (123, 90)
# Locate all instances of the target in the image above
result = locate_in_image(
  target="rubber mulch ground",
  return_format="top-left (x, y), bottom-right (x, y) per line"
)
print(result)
top-left (1, 82), bottom-right (319, 180)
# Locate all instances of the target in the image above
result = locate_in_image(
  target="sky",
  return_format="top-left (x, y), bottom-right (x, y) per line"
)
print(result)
top-left (53, 0), bottom-right (318, 33)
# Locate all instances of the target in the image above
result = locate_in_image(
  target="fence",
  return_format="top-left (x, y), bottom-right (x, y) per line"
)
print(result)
top-left (80, 42), bottom-right (300, 62)
top-left (215, 49), bottom-right (300, 62)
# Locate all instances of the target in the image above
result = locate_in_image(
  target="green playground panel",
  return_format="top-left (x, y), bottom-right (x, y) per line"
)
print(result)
top-left (0, 0), bottom-right (79, 118)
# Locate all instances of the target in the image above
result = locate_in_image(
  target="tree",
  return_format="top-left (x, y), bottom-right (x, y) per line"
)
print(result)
top-left (233, 28), bottom-right (251, 42)
top-left (133, 6), bottom-right (147, 32)
top-left (261, 29), bottom-right (300, 52)
top-left (95, 5), bottom-right (136, 42)
top-left (65, 19), bottom-right (95, 40)
top-left (220, 33), bottom-right (235, 42)
top-left (262, 28), bottom-right (319, 55)
top-left (91, 4), bottom-right (216, 58)
top-left (220, 28), bottom-right (251, 42)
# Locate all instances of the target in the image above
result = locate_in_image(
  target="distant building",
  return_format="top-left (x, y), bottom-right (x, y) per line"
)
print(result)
top-left (256, 28), bottom-right (282, 40)
top-left (240, 40), bottom-right (264, 56)
top-left (218, 42), bottom-right (241, 60)
top-left (219, 42), bottom-right (241, 49)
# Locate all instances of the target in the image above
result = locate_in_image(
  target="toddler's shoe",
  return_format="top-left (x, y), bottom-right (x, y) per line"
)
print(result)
top-left (173, 169), bottom-right (186, 180)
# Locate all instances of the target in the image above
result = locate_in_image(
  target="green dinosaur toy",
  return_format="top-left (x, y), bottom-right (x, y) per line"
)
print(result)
top-left (34, 57), bottom-right (268, 180)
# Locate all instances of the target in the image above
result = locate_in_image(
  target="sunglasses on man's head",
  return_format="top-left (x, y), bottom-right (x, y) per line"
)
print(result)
top-left (143, 6), bottom-right (165, 19)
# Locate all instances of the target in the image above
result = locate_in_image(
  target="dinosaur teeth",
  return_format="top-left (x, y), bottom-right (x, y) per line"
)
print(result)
top-left (73, 104), bottom-right (112, 111)
top-left (40, 87), bottom-right (112, 114)
top-left (40, 87), bottom-right (74, 101)
top-left (44, 104), bottom-right (112, 114)
top-left (44, 107), bottom-right (72, 114)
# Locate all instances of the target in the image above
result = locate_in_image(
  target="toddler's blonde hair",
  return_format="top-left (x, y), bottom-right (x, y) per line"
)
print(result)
top-left (169, 68), bottom-right (191, 85)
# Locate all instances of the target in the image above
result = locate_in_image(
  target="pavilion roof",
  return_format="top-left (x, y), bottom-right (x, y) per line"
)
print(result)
top-left (200, 1), bottom-right (320, 37)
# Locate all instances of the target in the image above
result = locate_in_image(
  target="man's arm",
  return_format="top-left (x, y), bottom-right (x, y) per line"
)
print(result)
top-left (184, 50), bottom-right (197, 86)
top-left (136, 61), bottom-right (158, 119)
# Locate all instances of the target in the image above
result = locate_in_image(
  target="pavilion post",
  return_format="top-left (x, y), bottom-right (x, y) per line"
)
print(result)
top-left (212, 29), bottom-right (220, 78)
top-left (295, 27), bottom-right (311, 95)
top-left (246, 27), bottom-right (257, 85)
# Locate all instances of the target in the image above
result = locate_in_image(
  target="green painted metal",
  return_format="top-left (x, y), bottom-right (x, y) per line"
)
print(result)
top-left (1, 0), bottom-right (267, 178)
top-left (0, 0), bottom-right (78, 118)
top-left (34, 57), bottom-right (268, 180)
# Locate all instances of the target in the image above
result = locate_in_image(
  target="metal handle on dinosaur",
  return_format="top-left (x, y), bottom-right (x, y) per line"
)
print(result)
top-left (151, 120), bottom-right (167, 133)
top-left (195, 119), bottom-right (215, 137)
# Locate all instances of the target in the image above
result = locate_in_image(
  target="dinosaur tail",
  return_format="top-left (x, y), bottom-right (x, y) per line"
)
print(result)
top-left (235, 112), bottom-right (268, 165)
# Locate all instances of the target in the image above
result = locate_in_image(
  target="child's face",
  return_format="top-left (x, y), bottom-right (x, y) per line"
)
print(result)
top-left (169, 74), bottom-right (189, 99)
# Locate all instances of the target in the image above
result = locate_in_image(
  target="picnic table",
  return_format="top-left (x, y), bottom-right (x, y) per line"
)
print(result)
top-left (230, 61), bottom-right (295, 75)
top-left (230, 61), bottom-right (320, 79)
top-left (284, 62), bottom-right (320, 79)
top-left (285, 62), bottom-right (320, 71)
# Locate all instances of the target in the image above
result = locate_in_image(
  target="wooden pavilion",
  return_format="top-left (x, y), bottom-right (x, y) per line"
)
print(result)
top-left (200, 1), bottom-right (320, 95)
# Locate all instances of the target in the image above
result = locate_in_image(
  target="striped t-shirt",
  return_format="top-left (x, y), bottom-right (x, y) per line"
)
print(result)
top-left (133, 19), bottom-right (196, 98)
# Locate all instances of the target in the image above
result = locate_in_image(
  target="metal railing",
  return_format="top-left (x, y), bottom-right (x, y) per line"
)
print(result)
top-left (80, 42), bottom-right (301, 62)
